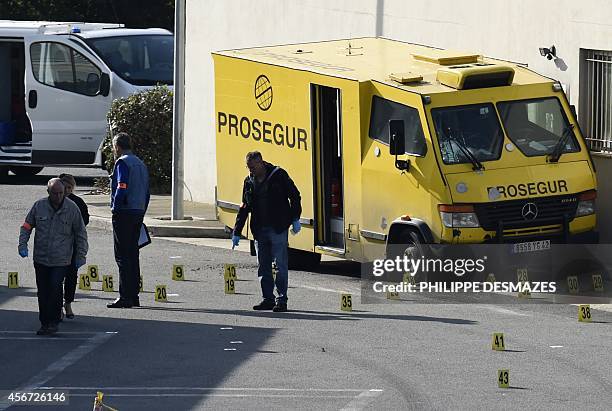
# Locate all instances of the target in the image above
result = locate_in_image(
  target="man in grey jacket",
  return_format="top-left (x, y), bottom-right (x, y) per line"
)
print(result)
top-left (19, 178), bottom-right (88, 335)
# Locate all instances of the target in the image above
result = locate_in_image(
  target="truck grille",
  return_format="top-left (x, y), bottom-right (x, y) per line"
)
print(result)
top-left (473, 195), bottom-right (579, 231)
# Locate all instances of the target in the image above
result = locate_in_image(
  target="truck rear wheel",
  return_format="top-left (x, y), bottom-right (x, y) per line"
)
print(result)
top-left (288, 248), bottom-right (321, 270)
top-left (9, 166), bottom-right (44, 176)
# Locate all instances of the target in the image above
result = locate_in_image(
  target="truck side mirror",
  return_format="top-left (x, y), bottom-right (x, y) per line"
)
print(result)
top-left (389, 119), bottom-right (409, 171)
top-left (99, 73), bottom-right (110, 97)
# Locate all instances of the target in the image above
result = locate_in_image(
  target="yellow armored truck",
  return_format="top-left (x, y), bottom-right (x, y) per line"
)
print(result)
top-left (213, 37), bottom-right (597, 265)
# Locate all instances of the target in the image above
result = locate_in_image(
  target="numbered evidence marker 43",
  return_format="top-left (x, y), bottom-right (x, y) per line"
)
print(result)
top-left (87, 265), bottom-right (100, 282)
top-left (155, 285), bottom-right (168, 302)
top-left (578, 304), bottom-right (592, 322)
top-left (491, 332), bottom-right (506, 351)
top-left (497, 369), bottom-right (510, 388)
top-left (172, 264), bottom-right (185, 281)
top-left (592, 274), bottom-right (604, 292)
top-left (79, 273), bottom-right (91, 291)
top-left (8, 272), bottom-right (19, 288)
top-left (340, 293), bottom-right (352, 312)
top-left (102, 275), bottom-right (115, 292)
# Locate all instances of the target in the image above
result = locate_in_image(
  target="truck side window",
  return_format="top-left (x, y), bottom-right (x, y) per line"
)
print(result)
top-left (30, 42), bottom-right (102, 97)
top-left (368, 95), bottom-right (427, 156)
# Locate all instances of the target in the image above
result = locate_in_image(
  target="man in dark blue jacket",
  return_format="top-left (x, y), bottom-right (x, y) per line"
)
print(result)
top-left (108, 132), bottom-right (150, 308)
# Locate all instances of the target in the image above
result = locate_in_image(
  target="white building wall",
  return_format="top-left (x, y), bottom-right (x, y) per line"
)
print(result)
top-left (183, 0), bottom-right (612, 203)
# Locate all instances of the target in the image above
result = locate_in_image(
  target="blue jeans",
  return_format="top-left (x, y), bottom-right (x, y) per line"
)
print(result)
top-left (34, 263), bottom-right (69, 326)
top-left (256, 227), bottom-right (288, 304)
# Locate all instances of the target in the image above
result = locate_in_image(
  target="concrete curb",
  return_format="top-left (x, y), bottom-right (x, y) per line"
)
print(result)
top-left (88, 216), bottom-right (229, 239)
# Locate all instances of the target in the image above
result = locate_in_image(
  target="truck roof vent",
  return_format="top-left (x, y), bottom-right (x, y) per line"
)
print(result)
top-left (437, 64), bottom-right (515, 90)
top-left (412, 50), bottom-right (480, 66)
top-left (389, 71), bottom-right (423, 84)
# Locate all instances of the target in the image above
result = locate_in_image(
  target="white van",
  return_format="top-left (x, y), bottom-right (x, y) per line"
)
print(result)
top-left (0, 21), bottom-right (173, 176)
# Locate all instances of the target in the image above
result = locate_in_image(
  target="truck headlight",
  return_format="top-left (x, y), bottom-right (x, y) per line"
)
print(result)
top-left (576, 190), bottom-right (596, 217)
top-left (439, 205), bottom-right (480, 228)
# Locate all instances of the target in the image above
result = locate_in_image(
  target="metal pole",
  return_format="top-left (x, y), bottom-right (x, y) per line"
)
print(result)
top-left (171, 0), bottom-right (186, 220)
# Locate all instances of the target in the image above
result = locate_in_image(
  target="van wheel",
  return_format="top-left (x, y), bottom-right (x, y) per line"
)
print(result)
top-left (288, 248), bottom-right (321, 270)
top-left (9, 166), bottom-right (44, 176)
top-left (388, 229), bottom-right (427, 282)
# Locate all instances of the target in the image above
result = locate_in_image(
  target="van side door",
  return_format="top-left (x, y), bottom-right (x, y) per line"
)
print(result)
top-left (24, 36), bottom-right (112, 165)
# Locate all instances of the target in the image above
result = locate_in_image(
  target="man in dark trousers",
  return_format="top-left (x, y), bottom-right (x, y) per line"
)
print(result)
top-left (232, 151), bottom-right (302, 312)
top-left (107, 132), bottom-right (150, 308)
top-left (19, 178), bottom-right (88, 335)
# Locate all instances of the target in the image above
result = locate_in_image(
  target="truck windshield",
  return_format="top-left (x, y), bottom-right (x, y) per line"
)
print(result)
top-left (497, 97), bottom-right (580, 157)
top-left (432, 103), bottom-right (504, 165)
top-left (85, 35), bottom-right (173, 86)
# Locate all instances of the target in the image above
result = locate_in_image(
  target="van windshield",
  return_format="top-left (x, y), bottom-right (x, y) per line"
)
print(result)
top-left (432, 103), bottom-right (504, 165)
top-left (497, 97), bottom-right (580, 157)
top-left (85, 35), bottom-right (173, 86)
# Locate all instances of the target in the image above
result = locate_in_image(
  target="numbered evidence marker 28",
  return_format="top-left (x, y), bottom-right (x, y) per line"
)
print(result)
top-left (491, 332), bottom-right (505, 351)
top-left (497, 369), bottom-right (510, 388)
top-left (102, 275), bottom-right (115, 292)
top-left (79, 273), bottom-right (91, 291)
top-left (8, 272), bottom-right (19, 288)
top-left (172, 264), bottom-right (185, 281)
top-left (340, 294), bottom-right (352, 312)
top-left (567, 275), bottom-right (579, 295)
top-left (592, 274), bottom-right (604, 292)
top-left (578, 304), bottom-right (592, 322)
top-left (517, 268), bottom-right (530, 298)
top-left (155, 285), bottom-right (168, 302)
top-left (87, 265), bottom-right (100, 282)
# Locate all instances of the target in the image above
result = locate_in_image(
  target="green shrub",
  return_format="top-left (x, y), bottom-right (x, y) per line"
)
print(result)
top-left (102, 85), bottom-right (173, 194)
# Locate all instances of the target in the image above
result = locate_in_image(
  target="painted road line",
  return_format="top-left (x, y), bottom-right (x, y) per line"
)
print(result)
top-left (340, 389), bottom-right (385, 411)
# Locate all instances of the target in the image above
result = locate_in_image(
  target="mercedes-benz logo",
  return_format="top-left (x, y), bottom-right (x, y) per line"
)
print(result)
top-left (521, 202), bottom-right (538, 220)
top-left (254, 75), bottom-right (273, 111)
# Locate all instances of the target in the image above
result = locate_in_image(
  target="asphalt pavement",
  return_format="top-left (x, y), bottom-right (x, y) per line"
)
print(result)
top-left (0, 168), bottom-right (611, 410)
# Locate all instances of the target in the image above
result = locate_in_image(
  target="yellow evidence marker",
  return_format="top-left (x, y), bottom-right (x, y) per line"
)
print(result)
top-left (225, 276), bottom-right (235, 294)
top-left (340, 294), bottom-right (352, 312)
top-left (87, 265), bottom-right (100, 282)
top-left (517, 268), bottom-right (530, 298)
top-left (102, 275), bottom-right (115, 292)
top-left (172, 265), bottom-right (185, 281)
top-left (403, 272), bottom-right (416, 286)
top-left (486, 273), bottom-right (496, 283)
top-left (578, 304), bottom-right (592, 322)
top-left (592, 274), bottom-right (604, 292)
top-left (79, 273), bottom-right (91, 291)
top-left (386, 291), bottom-right (400, 300)
top-left (567, 276), bottom-right (579, 295)
top-left (224, 263), bottom-right (237, 280)
top-left (155, 285), bottom-right (168, 302)
top-left (497, 369), bottom-right (510, 388)
top-left (491, 333), bottom-right (505, 351)
top-left (8, 272), bottom-right (19, 288)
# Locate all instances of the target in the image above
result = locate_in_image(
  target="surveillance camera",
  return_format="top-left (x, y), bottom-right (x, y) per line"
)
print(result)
top-left (539, 47), bottom-right (548, 57)
top-left (546, 54), bottom-right (554, 60)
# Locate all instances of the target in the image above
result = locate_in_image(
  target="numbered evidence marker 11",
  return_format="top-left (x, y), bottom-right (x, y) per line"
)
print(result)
top-left (497, 369), bottom-right (510, 388)
top-left (340, 294), bottom-right (352, 312)
top-left (102, 275), bottom-right (115, 292)
top-left (578, 304), bottom-right (592, 323)
top-left (155, 285), bottom-right (168, 302)
top-left (491, 332), bottom-right (505, 351)
top-left (79, 273), bottom-right (91, 291)
top-left (87, 265), bottom-right (100, 282)
top-left (567, 275), bottom-right (579, 295)
top-left (172, 265), bottom-right (184, 281)
top-left (224, 263), bottom-right (237, 281)
top-left (592, 274), bottom-right (604, 292)
top-left (8, 272), bottom-right (19, 288)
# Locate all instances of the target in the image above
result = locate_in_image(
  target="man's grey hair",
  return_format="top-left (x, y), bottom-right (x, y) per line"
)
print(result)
top-left (47, 178), bottom-right (64, 191)
top-left (113, 132), bottom-right (132, 150)
top-left (245, 151), bottom-right (263, 162)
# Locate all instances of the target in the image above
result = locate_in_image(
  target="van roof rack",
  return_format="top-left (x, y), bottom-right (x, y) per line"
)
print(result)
top-left (412, 50), bottom-right (480, 66)
top-left (37, 22), bottom-right (124, 35)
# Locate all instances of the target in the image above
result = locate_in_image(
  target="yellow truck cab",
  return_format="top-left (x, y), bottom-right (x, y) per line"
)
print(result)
top-left (213, 37), bottom-right (597, 265)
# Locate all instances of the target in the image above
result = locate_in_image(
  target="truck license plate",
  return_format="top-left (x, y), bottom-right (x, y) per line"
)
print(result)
top-left (512, 240), bottom-right (551, 254)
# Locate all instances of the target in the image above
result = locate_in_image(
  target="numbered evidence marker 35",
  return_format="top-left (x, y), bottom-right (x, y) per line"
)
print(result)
top-left (578, 304), bottom-right (592, 322)
top-left (340, 294), bottom-right (352, 312)
top-left (102, 275), bottom-right (115, 292)
top-left (224, 264), bottom-right (237, 280)
top-left (87, 265), bottom-right (100, 282)
top-left (79, 273), bottom-right (91, 291)
top-left (567, 275), bottom-right (579, 295)
top-left (497, 369), bottom-right (510, 388)
top-left (172, 264), bottom-right (185, 281)
top-left (491, 332), bottom-right (505, 351)
top-left (592, 274), bottom-right (604, 292)
top-left (155, 285), bottom-right (168, 302)
top-left (8, 272), bottom-right (19, 288)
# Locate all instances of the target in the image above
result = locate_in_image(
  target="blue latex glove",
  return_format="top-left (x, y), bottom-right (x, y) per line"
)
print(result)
top-left (74, 259), bottom-right (86, 269)
top-left (232, 235), bottom-right (240, 249)
top-left (18, 248), bottom-right (28, 258)
top-left (291, 219), bottom-right (301, 234)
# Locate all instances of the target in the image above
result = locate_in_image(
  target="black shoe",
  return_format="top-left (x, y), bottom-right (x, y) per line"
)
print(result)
top-left (132, 297), bottom-right (140, 307)
top-left (47, 324), bottom-right (58, 335)
top-left (65, 303), bottom-right (75, 319)
top-left (36, 326), bottom-right (49, 336)
top-left (253, 300), bottom-right (276, 310)
top-left (107, 298), bottom-right (133, 308)
top-left (272, 303), bottom-right (287, 312)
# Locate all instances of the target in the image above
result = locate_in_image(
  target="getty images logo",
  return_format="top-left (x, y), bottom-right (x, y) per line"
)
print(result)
top-left (254, 75), bottom-right (273, 111)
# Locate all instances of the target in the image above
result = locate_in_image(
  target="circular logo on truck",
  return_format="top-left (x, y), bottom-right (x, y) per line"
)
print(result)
top-left (254, 75), bottom-right (273, 111)
top-left (521, 202), bottom-right (538, 220)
